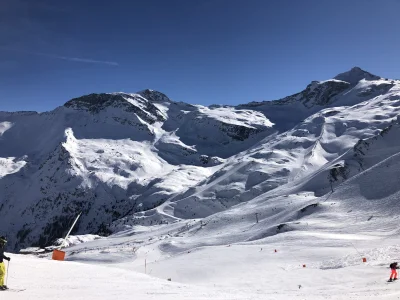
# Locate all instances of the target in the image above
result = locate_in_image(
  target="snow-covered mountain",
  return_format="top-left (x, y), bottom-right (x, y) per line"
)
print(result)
top-left (0, 90), bottom-right (273, 249)
top-left (111, 67), bottom-right (400, 230)
top-left (1, 66), bottom-right (400, 253)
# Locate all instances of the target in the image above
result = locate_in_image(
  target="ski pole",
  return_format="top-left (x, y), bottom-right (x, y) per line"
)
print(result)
top-left (6, 260), bottom-right (10, 287)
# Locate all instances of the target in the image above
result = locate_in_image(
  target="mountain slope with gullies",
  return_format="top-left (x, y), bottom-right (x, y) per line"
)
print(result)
top-left (0, 90), bottom-right (274, 249)
top-left (1, 67), bottom-right (400, 251)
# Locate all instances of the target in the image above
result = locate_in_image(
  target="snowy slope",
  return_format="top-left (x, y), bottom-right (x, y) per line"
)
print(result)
top-left (43, 142), bottom-right (400, 298)
top-left (238, 67), bottom-right (394, 131)
top-left (0, 90), bottom-right (273, 250)
top-left (5, 254), bottom-right (258, 300)
top-left (6, 238), bottom-right (400, 300)
top-left (114, 76), bottom-right (400, 229)
top-left (54, 115), bottom-right (400, 299)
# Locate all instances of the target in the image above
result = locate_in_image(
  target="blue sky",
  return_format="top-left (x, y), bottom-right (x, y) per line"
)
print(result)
top-left (1, 0), bottom-right (399, 112)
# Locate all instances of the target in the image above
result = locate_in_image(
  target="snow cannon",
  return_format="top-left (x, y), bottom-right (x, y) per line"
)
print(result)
top-left (52, 249), bottom-right (66, 261)
top-left (52, 212), bottom-right (81, 261)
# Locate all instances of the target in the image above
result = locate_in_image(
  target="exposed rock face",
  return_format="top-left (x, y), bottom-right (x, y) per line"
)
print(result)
top-left (65, 93), bottom-right (166, 123)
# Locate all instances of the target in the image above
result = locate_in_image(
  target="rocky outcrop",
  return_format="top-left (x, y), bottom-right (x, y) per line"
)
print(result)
top-left (64, 93), bottom-right (166, 124)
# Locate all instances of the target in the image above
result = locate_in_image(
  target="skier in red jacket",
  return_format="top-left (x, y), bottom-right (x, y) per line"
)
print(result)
top-left (389, 262), bottom-right (398, 282)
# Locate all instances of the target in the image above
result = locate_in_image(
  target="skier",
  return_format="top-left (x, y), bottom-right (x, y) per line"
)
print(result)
top-left (389, 262), bottom-right (399, 282)
top-left (0, 236), bottom-right (11, 290)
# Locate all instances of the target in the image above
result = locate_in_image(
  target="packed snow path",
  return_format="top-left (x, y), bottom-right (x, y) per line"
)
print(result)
top-left (5, 254), bottom-right (254, 300)
top-left (6, 241), bottom-right (400, 300)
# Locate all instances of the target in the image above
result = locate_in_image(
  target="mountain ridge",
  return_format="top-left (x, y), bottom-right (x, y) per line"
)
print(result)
top-left (1, 67), bottom-right (400, 250)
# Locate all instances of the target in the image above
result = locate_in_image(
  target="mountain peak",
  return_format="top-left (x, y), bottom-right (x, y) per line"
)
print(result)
top-left (63, 92), bottom-right (167, 124)
top-left (63, 93), bottom-right (129, 113)
top-left (137, 89), bottom-right (171, 103)
top-left (64, 90), bottom-right (171, 113)
top-left (334, 66), bottom-right (380, 85)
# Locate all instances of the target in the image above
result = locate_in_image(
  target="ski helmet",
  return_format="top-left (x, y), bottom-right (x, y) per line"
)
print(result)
top-left (0, 236), bottom-right (7, 245)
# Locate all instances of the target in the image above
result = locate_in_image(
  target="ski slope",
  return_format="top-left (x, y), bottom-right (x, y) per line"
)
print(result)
top-left (6, 236), bottom-right (400, 299)
top-left (5, 254), bottom-right (248, 300)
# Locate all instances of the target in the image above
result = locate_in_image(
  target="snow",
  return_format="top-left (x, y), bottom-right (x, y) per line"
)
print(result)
top-left (3, 68), bottom-right (400, 298)
top-left (6, 254), bottom-right (250, 300)
top-left (334, 66), bottom-right (381, 85)
top-left (54, 234), bottom-right (104, 248)
top-left (6, 235), bottom-right (400, 299)
top-left (0, 121), bottom-right (13, 136)
top-left (197, 105), bottom-right (274, 128)
top-left (0, 157), bottom-right (26, 178)
top-left (0, 89), bottom-right (274, 250)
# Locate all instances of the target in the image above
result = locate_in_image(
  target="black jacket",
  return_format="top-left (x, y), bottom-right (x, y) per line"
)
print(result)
top-left (0, 246), bottom-right (10, 263)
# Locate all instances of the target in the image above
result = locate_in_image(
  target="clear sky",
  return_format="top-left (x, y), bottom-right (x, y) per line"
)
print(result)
top-left (1, 0), bottom-right (399, 112)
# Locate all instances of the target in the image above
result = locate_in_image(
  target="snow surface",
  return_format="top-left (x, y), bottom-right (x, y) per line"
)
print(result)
top-left (0, 157), bottom-right (26, 178)
top-left (0, 121), bottom-right (13, 136)
top-left (6, 235), bottom-right (400, 299)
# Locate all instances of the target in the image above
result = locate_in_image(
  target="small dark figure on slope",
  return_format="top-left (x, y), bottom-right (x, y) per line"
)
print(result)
top-left (388, 262), bottom-right (399, 282)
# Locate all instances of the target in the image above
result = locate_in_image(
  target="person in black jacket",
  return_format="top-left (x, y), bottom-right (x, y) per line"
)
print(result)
top-left (389, 262), bottom-right (399, 282)
top-left (0, 236), bottom-right (11, 290)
